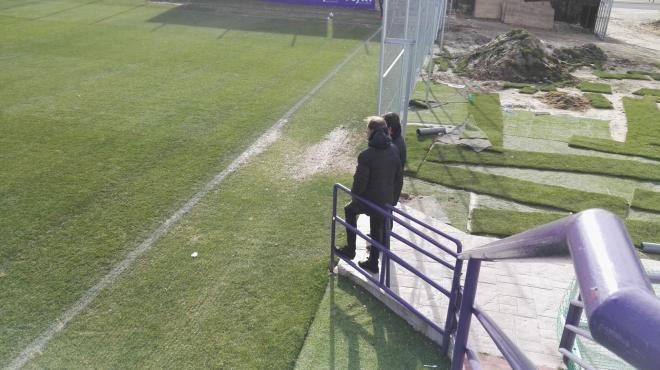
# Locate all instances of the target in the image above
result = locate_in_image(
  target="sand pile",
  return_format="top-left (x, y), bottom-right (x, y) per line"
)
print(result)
top-left (457, 29), bottom-right (567, 83)
top-left (539, 92), bottom-right (590, 111)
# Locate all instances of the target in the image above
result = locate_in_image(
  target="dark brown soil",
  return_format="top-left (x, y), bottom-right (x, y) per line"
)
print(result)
top-left (539, 91), bottom-right (590, 111)
top-left (552, 43), bottom-right (607, 67)
top-left (456, 29), bottom-right (568, 83)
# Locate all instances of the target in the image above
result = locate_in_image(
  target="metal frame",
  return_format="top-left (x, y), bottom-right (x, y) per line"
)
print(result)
top-left (452, 209), bottom-right (660, 370)
top-left (594, 0), bottom-right (613, 40)
top-left (330, 183), bottom-right (463, 355)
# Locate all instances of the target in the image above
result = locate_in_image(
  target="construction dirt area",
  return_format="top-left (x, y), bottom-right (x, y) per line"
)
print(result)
top-left (430, 4), bottom-right (660, 142)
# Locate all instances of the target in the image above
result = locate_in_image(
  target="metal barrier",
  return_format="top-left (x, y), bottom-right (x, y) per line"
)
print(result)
top-left (451, 209), bottom-right (660, 370)
top-left (594, 0), bottom-right (613, 40)
top-left (330, 183), bottom-right (462, 355)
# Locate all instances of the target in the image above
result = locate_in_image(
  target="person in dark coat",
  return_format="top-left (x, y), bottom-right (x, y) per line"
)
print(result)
top-left (383, 112), bottom-right (406, 172)
top-left (335, 117), bottom-right (403, 273)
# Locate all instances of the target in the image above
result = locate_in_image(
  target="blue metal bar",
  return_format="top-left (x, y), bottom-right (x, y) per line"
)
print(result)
top-left (472, 307), bottom-right (536, 370)
top-left (560, 294), bottom-right (584, 366)
top-left (564, 324), bottom-right (594, 342)
top-left (329, 185), bottom-right (338, 271)
top-left (649, 272), bottom-right (660, 284)
top-left (390, 232), bottom-right (455, 270)
top-left (451, 259), bottom-right (481, 370)
top-left (558, 348), bottom-right (597, 370)
top-left (334, 252), bottom-right (446, 336)
top-left (334, 184), bottom-right (460, 258)
top-left (387, 204), bottom-right (463, 252)
top-left (458, 209), bottom-right (660, 370)
top-left (570, 299), bottom-right (584, 309)
top-left (442, 257), bottom-right (463, 356)
top-left (334, 217), bottom-right (451, 297)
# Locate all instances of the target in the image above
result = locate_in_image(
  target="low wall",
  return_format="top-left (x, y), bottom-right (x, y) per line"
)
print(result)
top-left (502, 1), bottom-right (555, 30)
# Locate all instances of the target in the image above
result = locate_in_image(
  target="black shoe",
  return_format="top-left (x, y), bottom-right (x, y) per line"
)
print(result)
top-left (335, 246), bottom-right (356, 260)
top-left (358, 260), bottom-right (379, 274)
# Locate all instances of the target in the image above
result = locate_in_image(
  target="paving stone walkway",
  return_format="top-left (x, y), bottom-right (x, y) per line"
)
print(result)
top-left (336, 203), bottom-right (660, 369)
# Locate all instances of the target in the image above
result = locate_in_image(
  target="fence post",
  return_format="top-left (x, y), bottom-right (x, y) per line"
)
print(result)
top-left (329, 185), bottom-right (338, 272)
top-left (559, 294), bottom-right (584, 366)
top-left (442, 257), bottom-right (463, 356)
top-left (451, 259), bottom-right (481, 370)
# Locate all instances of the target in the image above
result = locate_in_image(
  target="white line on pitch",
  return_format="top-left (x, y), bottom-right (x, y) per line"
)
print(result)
top-left (6, 27), bottom-right (381, 370)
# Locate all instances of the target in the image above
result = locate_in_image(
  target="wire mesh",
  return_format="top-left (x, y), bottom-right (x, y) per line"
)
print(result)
top-left (558, 275), bottom-right (660, 370)
top-left (377, 0), bottom-right (448, 126)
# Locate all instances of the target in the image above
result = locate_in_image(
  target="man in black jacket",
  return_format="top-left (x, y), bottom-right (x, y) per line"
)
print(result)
top-left (383, 112), bottom-right (406, 172)
top-left (336, 117), bottom-right (403, 273)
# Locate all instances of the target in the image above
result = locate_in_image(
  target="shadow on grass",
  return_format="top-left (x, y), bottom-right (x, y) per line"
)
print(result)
top-left (148, 0), bottom-right (379, 40)
top-left (323, 275), bottom-right (448, 369)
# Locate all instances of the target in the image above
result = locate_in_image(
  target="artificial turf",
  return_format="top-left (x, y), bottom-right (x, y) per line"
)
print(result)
top-left (429, 145), bottom-right (660, 181)
top-left (519, 86), bottom-right (539, 94)
top-left (583, 92), bottom-right (613, 109)
top-left (470, 208), bottom-right (566, 236)
top-left (577, 81), bottom-right (612, 94)
top-left (631, 189), bottom-right (660, 213)
top-left (0, 0), bottom-right (384, 367)
top-left (593, 70), bottom-right (650, 80)
top-left (408, 82), bottom-right (469, 125)
top-left (414, 162), bottom-right (629, 217)
top-left (633, 88), bottom-right (660, 97)
top-left (295, 277), bottom-right (449, 370)
top-left (569, 96), bottom-right (660, 159)
top-left (404, 127), bottom-right (436, 174)
top-left (468, 93), bottom-right (503, 148)
top-left (470, 208), bottom-right (660, 249)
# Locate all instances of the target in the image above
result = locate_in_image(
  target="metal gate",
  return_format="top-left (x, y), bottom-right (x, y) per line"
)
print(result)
top-left (594, 0), bottom-right (613, 39)
top-left (376, 0), bottom-right (448, 126)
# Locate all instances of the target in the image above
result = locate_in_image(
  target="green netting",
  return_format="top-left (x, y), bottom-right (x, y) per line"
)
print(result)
top-left (558, 275), bottom-right (660, 370)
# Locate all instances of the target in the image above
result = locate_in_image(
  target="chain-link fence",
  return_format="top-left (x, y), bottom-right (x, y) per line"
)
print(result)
top-left (376, 0), bottom-right (448, 127)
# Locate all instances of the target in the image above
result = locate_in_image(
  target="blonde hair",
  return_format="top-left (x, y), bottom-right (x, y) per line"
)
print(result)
top-left (366, 116), bottom-right (387, 131)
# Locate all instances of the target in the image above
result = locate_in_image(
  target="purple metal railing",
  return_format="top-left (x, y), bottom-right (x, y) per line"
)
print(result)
top-left (451, 209), bottom-right (660, 370)
top-left (330, 183), bottom-right (463, 355)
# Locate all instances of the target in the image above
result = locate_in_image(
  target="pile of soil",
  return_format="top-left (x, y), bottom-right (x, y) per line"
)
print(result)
top-left (552, 43), bottom-right (607, 67)
top-left (457, 29), bottom-right (567, 83)
top-left (539, 91), bottom-right (590, 111)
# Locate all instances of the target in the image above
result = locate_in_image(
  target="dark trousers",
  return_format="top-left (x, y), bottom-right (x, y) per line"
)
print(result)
top-left (345, 201), bottom-right (385, 261)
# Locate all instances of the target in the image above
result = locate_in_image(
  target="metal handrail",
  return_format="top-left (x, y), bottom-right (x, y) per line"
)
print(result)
top-left (451, 209), bottom-right (660, 370)
top-left (330, 183), bottom-right (462, 356)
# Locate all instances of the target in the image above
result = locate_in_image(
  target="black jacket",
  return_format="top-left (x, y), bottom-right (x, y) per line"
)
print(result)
top-left (391, 134), bottom-right (407, 168)
top-left (351, 128), bottom-right (403, 207)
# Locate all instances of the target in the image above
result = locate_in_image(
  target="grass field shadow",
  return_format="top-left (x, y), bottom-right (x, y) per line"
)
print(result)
top-left (148, 0), bottom-right (379, 40)
top-left (322, 276), bottom-right (449, 369)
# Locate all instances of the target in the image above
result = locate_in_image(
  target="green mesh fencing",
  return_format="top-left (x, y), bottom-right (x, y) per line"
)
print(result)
top-left (558, 273), bottom-right (660, 370)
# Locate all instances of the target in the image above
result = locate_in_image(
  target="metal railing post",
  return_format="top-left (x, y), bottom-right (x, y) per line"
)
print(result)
top-left (451, 259), bottom-right (481, 370)
top-left (442, 257), bottom-right (463, 356)
top-left (559, 295), bottom-right (584, 366)
top-left (385, 211), bottom-right (392, 287)
top-left (329, 185), bottom-right (338, 271)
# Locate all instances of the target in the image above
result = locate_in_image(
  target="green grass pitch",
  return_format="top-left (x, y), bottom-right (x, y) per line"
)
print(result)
top-left (0, 0), bottom-right (388, 367)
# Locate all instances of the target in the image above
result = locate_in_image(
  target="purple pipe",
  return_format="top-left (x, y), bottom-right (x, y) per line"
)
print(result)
top-left (460, 209), bottom-right (660, 370)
